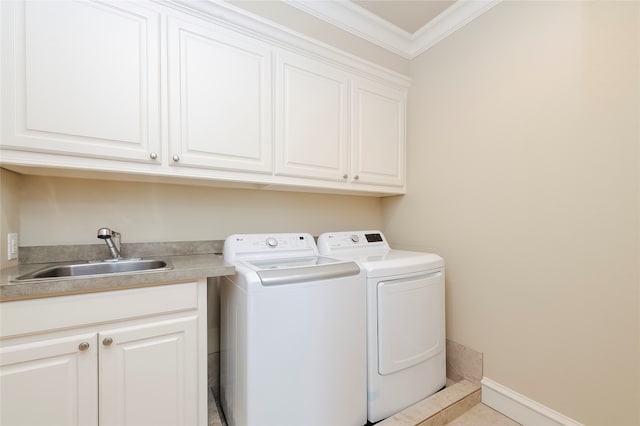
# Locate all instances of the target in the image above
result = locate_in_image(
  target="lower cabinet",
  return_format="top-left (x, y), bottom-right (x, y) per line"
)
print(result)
top-left (0, 332), bottom-right (99, 426)
top-left (100, 315), bottom-right (200, 426)
top-left (0, 281), bottom-right (207, 426)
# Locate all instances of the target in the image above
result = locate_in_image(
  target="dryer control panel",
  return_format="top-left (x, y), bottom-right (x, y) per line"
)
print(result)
top-left (317, 230), bottom-right (390, 254)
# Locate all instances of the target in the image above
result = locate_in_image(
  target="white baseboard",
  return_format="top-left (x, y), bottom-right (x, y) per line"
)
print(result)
top-left (481, 377), bottom-right (584, 426)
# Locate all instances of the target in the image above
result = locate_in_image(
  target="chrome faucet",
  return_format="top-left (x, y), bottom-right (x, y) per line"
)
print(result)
top-left (97, 227), bottom-right (121, 260)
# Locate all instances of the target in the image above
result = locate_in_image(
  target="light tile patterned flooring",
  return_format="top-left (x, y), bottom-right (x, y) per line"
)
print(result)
top-left (447, 403), bottom-right (521, 425)
top-left (207, 387), bottom-right (521, 426)
top-left (208, 388), bottom-right (225, 426)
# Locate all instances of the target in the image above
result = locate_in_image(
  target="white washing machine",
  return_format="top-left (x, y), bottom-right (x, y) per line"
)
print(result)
top-left (220, 233), bottom-right (367, 426)
top-left (317, 230), bottom-right (446, 423)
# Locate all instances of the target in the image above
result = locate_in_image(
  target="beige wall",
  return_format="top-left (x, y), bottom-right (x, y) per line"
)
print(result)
top-left (382, 1), bottom-right (639, 425)
top-left (17, 175), bottom-right (382, 246)
top-left (226, 0), bottom-right (410, 75)
top-left (0, 169), bottom-right (21, 269)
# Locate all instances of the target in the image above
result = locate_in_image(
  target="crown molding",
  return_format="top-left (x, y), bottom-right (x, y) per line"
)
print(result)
top-left (411, 0), bottom-right (502, 57)
top-left (283, 0), bottom-right (502, 60)
top-left (283, 0), bottom-right (413, 58)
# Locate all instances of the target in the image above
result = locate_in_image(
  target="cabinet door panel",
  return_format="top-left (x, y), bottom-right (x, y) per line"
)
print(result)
top-left (1, 1), bottom-right (161, 161)
top-left (99, 315), bottom-right (199, 426)
top-left (0, 333), bottom-right (98, 426)
top-left (352, 79), bottom-right (406, 187)
top-left (275, 53), bottom-right (349, 181)
top-left (168, 16), bottom-right (272, 172)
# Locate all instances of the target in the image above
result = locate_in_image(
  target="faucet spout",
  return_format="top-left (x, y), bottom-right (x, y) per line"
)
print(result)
top-left (97, 227), bottom-right (121, 260)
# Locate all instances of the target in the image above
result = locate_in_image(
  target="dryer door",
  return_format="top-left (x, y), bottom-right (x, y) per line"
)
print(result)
top-left (377, 270), bottom-right (444, 375)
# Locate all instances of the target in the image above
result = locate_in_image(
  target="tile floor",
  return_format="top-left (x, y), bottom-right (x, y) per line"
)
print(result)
top-left (208, 387), bottom-right (226, 426)
top-left (447, 403), bottom-right (521, 425)
top-left (379, 380), bottom-right (481, 426)
top-left (207, 386), bottom-right (521, 426)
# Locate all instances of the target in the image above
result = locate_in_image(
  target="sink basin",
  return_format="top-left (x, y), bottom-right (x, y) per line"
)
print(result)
top-left (15, 259), bottom-right (172, 281)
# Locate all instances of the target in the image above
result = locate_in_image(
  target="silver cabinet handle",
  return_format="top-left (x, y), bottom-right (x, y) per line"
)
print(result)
top-left (342, 174), bottom-right (348, 179)
top-left (172, 155), bottom-right (180, 162)
top-left (103, 337), bottom-right (113, 346)
top-left (149, 152), bottom-right (158, 160)
top-left (78, 342), bottom-right (90, 351)
top-left (354, 175), bottom-right (360, 181)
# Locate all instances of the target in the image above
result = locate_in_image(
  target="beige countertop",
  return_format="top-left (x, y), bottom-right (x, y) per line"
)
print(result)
top-left (0, 254), bottom-right (234, 302)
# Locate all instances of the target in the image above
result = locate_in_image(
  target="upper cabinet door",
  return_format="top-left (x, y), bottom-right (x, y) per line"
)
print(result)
top-left (351, 78), bottom-right (406, 188)
top-left (275, 53), bottom-right (349, 181)
top-left (0, 1), bottom-right (161, 162)
top-left (167, 15), bottom-right (273, 173)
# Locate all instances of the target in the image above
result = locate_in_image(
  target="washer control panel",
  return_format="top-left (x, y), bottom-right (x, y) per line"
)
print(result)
top-left (317, 230), bottom-right (389, 254)
top-left (224, 233), bottom-right (317, 261)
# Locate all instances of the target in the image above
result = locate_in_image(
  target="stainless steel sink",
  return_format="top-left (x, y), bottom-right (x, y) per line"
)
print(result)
top-left (15, 259), bottom-right (172, 281)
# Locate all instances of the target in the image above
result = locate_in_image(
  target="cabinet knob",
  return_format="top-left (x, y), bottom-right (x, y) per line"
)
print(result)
top-left (343, 174), bottom-right (348, 179)
top-left (103, 337), bottom-right (113, 346)
top-left (354, 175), bottom-right (360, 181)
top-left (78, 342), bottom-right (90, 351)
top-left (172, 155), bottom-right (180, 162)
top-left (149, 152), bottom-right (158, 160)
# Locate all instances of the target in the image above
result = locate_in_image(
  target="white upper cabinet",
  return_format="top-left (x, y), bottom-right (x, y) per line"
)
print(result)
top-left (0, 1), bottom-right (409, 195)
top-left (351, 78), bottom-right (406, 187)
top-left (167, 14), bottom-right (273, 173)
top-left (1, 0), bottom-right (161, 162)
top-left (275, 52), bottom-right (406, 189)
top-left (275, 53), bottom-right (349, 181)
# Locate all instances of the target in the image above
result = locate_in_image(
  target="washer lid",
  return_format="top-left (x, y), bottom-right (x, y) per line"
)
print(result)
top-left (245, 256), bottom-right (361, 286)
top-left (247, 256), bottom-right (339, 270)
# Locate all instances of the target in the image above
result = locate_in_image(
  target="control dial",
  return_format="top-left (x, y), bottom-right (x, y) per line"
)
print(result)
top-left (266, 237), bottom-right (278, 248)
top-left (350, 235), bottom-right (359, 243)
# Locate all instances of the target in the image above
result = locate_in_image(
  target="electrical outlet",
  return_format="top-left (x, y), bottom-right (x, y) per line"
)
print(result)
top-left (7, 233), bottom-right (18, 260)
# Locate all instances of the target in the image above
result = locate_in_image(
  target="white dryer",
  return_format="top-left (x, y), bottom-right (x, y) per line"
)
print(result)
top-left (220, 233), bottom-right (366, 426)
top-left (317, 230), bottom-right (446, 423)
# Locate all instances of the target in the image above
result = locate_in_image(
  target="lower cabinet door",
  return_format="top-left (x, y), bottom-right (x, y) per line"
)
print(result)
top-left (0, 333), bottom-right (99, 426)
top-left (98, 315), bottom-right (199, 426)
